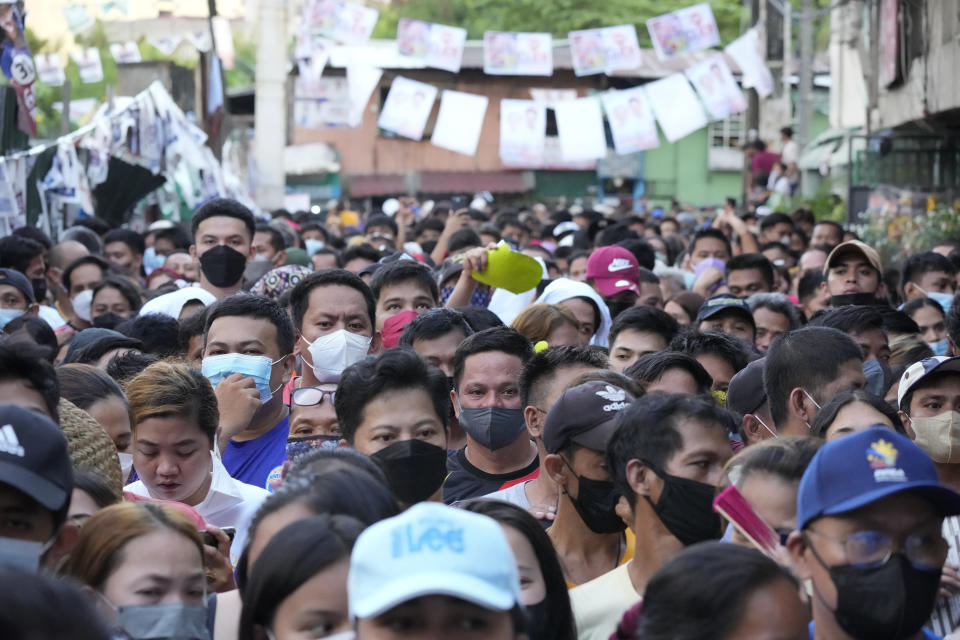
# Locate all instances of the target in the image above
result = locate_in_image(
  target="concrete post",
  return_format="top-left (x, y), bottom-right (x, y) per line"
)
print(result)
top-left (253, 0), bottom-right (286, 209)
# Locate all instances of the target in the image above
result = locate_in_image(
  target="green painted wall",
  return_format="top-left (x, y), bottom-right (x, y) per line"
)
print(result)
top-left (643, 128), bottom-right (741, 208)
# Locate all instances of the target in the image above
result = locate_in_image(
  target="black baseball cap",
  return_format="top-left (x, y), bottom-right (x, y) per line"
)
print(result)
top-left (0, 268), bottom-right (35, 304)
top-left (726, 358), bottom-right (766, 415)
top-left (543, 381), bottom-right (635, 454)
top-left (696, 294), bottom-right (755, 326)
top-left (0, 404), bottom-right (72, 513)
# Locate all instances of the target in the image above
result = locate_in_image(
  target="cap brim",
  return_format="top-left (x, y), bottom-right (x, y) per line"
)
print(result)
top-left (820, 482), bottom-right (960, 523)
top-left (570, 419), bottom-right (620, 452)
top-left (824, 245), bottom-right (881, 275)
top-left (0, 460), bottom-right (68, 511)
top-left (697, 306), bottom-right (754, 325)
top-left (898, 358), bottom-right (960, 410)
top-left (593, 278), bottom-right (639, 297)
top-left (351, 571), bottom-right (516, 619)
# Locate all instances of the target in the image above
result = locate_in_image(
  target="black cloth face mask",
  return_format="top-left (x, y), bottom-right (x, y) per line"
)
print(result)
top-left (562, 457), bottom-right (626, 534)
top-left (199, 245), bottom-right (247, 288)
top-left (372, 439), bottom-right (448, 505)
top-left (644, 463), bottom-right (721, 546)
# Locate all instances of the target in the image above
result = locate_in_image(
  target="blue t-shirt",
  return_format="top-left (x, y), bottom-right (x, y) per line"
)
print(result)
top-left (808, 621), bottom-right (940, 640)
top-left (222, 416), bottom-right (289, 491)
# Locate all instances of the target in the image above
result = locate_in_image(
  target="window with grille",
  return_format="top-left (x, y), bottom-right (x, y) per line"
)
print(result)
top-left (709, 111), bottom-right (746, 149)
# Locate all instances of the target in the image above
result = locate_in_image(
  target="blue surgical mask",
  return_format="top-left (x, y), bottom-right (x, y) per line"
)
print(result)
top-left (0, 535), bottom-right (56, 571)
top-left (928, 337), bottom-right (950, 356)
top-left (201, 354), bottom-right (284, 403)
top-left (925, 290), bottom-right (955, 315)
top-left (116, 602), bottom-right (210, 640)
top-left (304, 238), bottom-right (325, 257)
top-left (0, 307), bottom-right (24, 330)
top-left (863, 358), bottom-right (892, 398)
top-left (142, 247), bottom-right (166, 275)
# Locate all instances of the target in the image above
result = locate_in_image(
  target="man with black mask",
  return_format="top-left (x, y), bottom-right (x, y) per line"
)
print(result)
top-left (444, 326), bottom-right (538, 503)
top-left (335, 348), bottom-right (449, 506)
top-left (787, 426), bottom-right (960, 640)
top-left (139, 198), bottom-right (256, 317)
top-left (542, 380), bottom-right (635, 587)
top-left (821, 240), bottom-right (888, 307)
top-left (571, 393), bottom-right (733, 640)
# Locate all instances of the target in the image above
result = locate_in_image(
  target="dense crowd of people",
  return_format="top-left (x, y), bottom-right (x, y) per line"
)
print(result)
top-left (2, 194), bottom-right (960, 639)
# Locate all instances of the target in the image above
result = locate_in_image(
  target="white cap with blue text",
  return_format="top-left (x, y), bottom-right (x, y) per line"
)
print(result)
top-left (347, 502), bottom-right (522, 619)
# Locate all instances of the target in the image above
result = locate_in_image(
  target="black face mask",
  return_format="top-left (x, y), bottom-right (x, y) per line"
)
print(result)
top-left (372, 439), bottom-right (448, 505)
top-left (199, 245), bottom-right (248, 288)
top-left (30, 278), bottom-right (46, 303)
top-left (564, 459), bottom-right (626, 534)
top-left (525, 599), bottom-right (548, 640)
top-left (92, 312), bottom-right (125, 330)
top-left (645, 466), bottom-right (721, 546)
top-left (829, 293), bottom-right (883, 307)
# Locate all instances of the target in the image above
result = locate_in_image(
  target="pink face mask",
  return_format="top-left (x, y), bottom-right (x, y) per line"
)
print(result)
top-left (381, 310), bottom-right (419, 349)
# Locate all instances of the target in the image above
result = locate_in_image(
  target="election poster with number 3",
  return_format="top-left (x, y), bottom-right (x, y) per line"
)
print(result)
top-left (0, 2), bottom-right (36, 135)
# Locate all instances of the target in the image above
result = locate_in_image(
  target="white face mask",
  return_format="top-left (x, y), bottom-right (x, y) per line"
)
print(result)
top-left (301, 329), bottom-right (372, 382)
top-left (71, 289), bottom-right (93, 322)
top-left (118, 451), bottom-right (133, 483)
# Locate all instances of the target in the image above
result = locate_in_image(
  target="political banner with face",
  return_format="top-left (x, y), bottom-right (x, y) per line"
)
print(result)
top-left (303, 0), bottom-right (379, 45)
top-left (71, 47), bottom-right (104, 84)
top-left (483, 31), bottom-right (553, 76)
top-left (554, 97), bottom-right (607, 161)
top-left (601, 87), bottom-right (660, 155)
top-left (644, 73), bottom-right (708, 143)
top-left (569, 24), bottom-right (641, 76)
top-left (377, 76), bottom-right (438, 141)
top-left (431, 90), bottom-right (488, 156)
top-left (499, 99), bottom-right (546, 167)
top-left (646, 3), bottom-right (721, 60)
top-left (109, 41), bottom-right (141, 64)
top-left (685, 54), bottom-right (747, 120)
top-left (397, 18), bottom-right (467, 73)
top-left (35, 52), bottom-right (65, 86)
top-left (724, 27), bottom-right (774, 98)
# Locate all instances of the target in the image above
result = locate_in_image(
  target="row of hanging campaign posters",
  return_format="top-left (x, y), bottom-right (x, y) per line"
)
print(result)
top-left (292, 0), bottom-right (774, 166)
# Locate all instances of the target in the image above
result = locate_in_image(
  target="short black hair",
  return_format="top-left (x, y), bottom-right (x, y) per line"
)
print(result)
top-left (0, 568), bottom-right (114, 640)
top-left (455, 306), bottom-right (504, 332)
top-left (687, 228), bottom-right (732, 258)
top-left (3, 316), bottom-right (57, 363)
top-left (61, 226), bottom-right (103, 255)
top-left (624, 352), bottom-right (713, 395)
top-left (335, 349), bottom-right (449, 444)
top-left (797, 270), bottom-right (826, 304)
top-left (62, 255), bottom-right (110, 291)
top-left (57, 363), bottom-right (127, 413)
top-left (116, 313), bottom-right (181, 358)
top-left (153, 225), bottom-right (192, 251)
top-left (669, 330), bottom-right (753, 374)
top-left (811, 389), bottom-right (906, 436)
top-left (607, 393), bottom-right (733, 508)
top-left (104, 350), bottom-right (160, 387)
top-left (12, 226), bottom-right (51, 250)
top-left (636, 267), bottom-right (659, 285)
top-left (0, 339), bottom-right (59, 420)
top-left (448, 228), bottom-right (482, 254)
top-left (764, 326), bottom-right (863, 426)
top-left (190, 197), bottom-right (256, 241)
top-left (312, 247), bottom-right (343, 268)
top-left (204, 294), bottom-right (295, 356)
top-left (102, 229), bottom-right (145, 256)
top-left (725, 253), bottom-right (775, 289)
top-left (518, 345), bottom-right (608, 408)
top-left (369, 261), bottom-right (439, 306)
top-left (0, 236), bottom-right (44, 274)
top-left (92, 276), bottom-right (142, 314)
top-left (254, 223), bottom-right (286, 253)
top-left (747, 293), bottom-right (802, 330)
top-left (398, 308), bottom-right (474, 348)
top-left (300, 220), bottom-right (330, 243)
top-left (341, 244), bottom-right (382, 267)
top-left (609, 306), bottom-right (680, 347)
top-left (366, 214), bottom-right (399, 237)
top-left (415, 217), bottom-right (445, 237)
top-left (289, 269), bottom-right (376, 332)
top-left (759, 212), bottom-right (794, 232)
top-left (72, 217), bottom-right (111, 236)
top-left (902, 251), bottom-right (957, 290)
top-left (597, 223), bottom-right (638, 248)
top-left (808, 305), bottom-right (884, 336)
top-left (453, 326), bottom-right (534, 392)
top-left (946, 293), bottom-right (960, 349)
top-left (177, 308), bottom-right (208, 354)
top-left (781, 126), bottom-right (794, 138)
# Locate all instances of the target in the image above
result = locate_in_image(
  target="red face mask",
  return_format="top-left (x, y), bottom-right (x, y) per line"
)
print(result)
top-left (381, 310), bottom-right (419, 349)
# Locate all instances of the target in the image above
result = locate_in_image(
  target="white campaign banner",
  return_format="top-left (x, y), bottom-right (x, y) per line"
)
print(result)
top-left (601, 87), bottom-right (660, 155)
top-left (499, 99), bottom-right (546, 167)
top-left (303, 0), bottom-right (379, 45)
top-left (725, 27), bottom-right (774, 98)
top-left (71, 48), bottom-right (104, 84)
top-left (346, 63), bottom-right (382, 127)
top-left (644, 73), bottom-right (708, 143)
top-left (397, 18), bottom-right (467, 73)
top-left (34, 53), bottom-right (65, 86)
top-left (483, 31), bottom-right (553, 76)
top-left (431, 90), bottom-right (488, 156)
top-left (377, 76), bottom-right (438, 141)
top-left (554, 97), bottom-right (607, 161)
top-left (109, 41), bottom-right (141, 64)
top-left (569, 24), bottom-right (641, 76)
top-left (685, 54), bottom-right (747, 120)
top-left (646, 2), bottom-right (721, 60)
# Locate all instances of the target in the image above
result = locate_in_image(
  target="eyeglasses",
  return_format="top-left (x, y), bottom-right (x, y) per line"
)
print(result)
top-left (804, 528), bottom-right (948, 569)
top-left (291, 386), bottom-right (336, 407)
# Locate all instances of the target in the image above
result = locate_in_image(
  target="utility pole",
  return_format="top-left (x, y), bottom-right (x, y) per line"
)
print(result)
top-left (254, 0), bottom-right (287, 209)
top-left (744, 0), bottom-right (761, 207)
top-left (797, 0), bottom-right (814, 146)
top-left (782, 0), bottom-right (793, 128)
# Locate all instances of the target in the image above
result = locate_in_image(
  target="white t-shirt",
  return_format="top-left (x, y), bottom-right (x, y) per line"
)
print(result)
top-left (570, 562), bottom-right (641, 640)
top-left (480, 480), bottom-right (531, 509)
top-left (781, 139), bottom-right (800, 167)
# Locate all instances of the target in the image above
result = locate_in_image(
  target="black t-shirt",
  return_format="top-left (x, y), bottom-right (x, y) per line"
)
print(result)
top-left (442, 447), bottom-right (540, 504)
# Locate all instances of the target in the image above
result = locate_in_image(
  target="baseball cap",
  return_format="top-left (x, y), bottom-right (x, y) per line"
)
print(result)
top-left (347, 502), bottom-right (521, 619)
top-left (543, 381), bottom-right (635, 454)
top-left (726, 358), bottom-right (766, 415)
top-left (696, 294), bottom-right (754, 326)
top-left (0, 404), bottom-right (72, 513)
top-left (797, 425), bottom-right (960, 530)
top-left (897, 356), bottom-right (960, 411)
top-left (0, 268), bottom-right (35, 304)
top-left (823, 240), bottom-right (882, 275)
top-left (585, 247), bottom-right (640, 297)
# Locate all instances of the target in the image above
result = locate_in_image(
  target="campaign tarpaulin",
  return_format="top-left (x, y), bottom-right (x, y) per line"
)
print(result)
top-left (431, 90), bottom-right (488, 156)
top-left (71, 47), bottom-right (104, 84)
top-left (569, 25), bottom-right (641, 76)
top-left (644, 73), bottom-right (708, 143)
top-left (646, 3), bottom-right (720, 60)
top-left (35, 52), bottom-right (65, 86)
top-left (724, 28), bottom-right (774, 98)
top-left (303, 0), bottom-right (379, 45)
top-left (499, 99), bottom-right (546, 167)
top-left (685, 54), bottom-right (747, 120)
top-left (109, 41), bottom-right (141, 64)
top-left (483, 31), bottom-right (553, 76)
top-left (554, 97), bottom-right (607, 162)
top-left (397, 18), bottom-right (466, 73)
top-left (346, 63), bottom-right (382, 127)
top-left (601, 87), bottom-right (660, 155)
top-left (377, 76), bottom-right (437, 141)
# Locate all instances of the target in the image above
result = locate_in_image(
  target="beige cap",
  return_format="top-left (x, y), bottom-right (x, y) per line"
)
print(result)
top-left (823, 240), bottom-right (882, 275)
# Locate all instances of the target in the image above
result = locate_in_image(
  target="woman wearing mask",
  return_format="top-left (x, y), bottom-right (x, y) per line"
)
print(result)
top-left (239, 514), bottom-right (364, 640)
top-left (464, 500), bottom-right (576, 640)
top-left (90, 276), bottom-right (142, 329)
top-left (903, 297), bottom-right (950, 356)
top-left (63, 501), bottom-right (210, 640)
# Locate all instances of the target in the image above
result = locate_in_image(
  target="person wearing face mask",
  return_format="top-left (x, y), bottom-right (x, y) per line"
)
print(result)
top-left (0, 236), bottom-right (48, 308)
top-left (822, 240), bottom-right (887, 306)
top-left (103, 228), bottom-right (146, 283)
top-left (464, 500), bottom-right (578, 640)
top-left (0, 268), bottom-right (39, 331)
top-left (787, 426), bottom-right (960, 640)
top-left (905, 298), bottom-right (952, 357)
top-left (810, 305), bottom-right (893, 398)
top-left (896, 357), bottom-right (960, 637)
top-left (0, 404), bottom-right (76, 572)
top-left (370, 261), bottom-right (439, 347)
top-left (288, 270), bottom-right (379, 390)
top-left (89, 276), bottom-right (142, 330)
top-left (902, 252), bottom-right (958, 314)
top-left (140, 198), bottom-right (257, 319)
top-left (570, 393), bottom-right (734, 640)
top-left (333, 349), bottom-right (449, 506)
top-left (444, 327), bottom-right (539, 504)
top-left (200, 296), bottom-right (296, 490)
top-left (64, 501), bottom-right (211, 640)
top-left (542, 381), bottom-right (636, 587)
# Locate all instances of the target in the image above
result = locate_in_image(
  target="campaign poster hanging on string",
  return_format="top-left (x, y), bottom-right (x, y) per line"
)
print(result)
top-left (110, 41), bottom-right (141, 64)
top-left (346, 63), bottom-right (382, 127)
top-left (304, 0), bottom-right (379, 45)
top-left (601, 87), bottom-right (660, 155)
top-left (71, 47), bottom-right (104, 84)
top-left (644, 73), bottom-right (708, 143)
top-left (724, 28), bottom-right (774, 98)
top-left (568, 25), bottom-right (641, 76)
top-left (554, 97), bottom-right (607, 161)
top-left (377, 76), bottom-right (437, 141)
top-left (685, 54), bottom-right (747, 120)
top-left (499, 99), bottom-right (546, 167)
top-left (646, 3), bottom-right (720, 60)
top-left (397, 18), bottom-right (466, 73)
top-left (0, 2), bottom-right (36, 135)
top-left (431, 90), bottom-right (488, 156)
top-left (35, 53), bottom-right (65, 86)
top-left (483, 31), bottom-right (553, 76)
